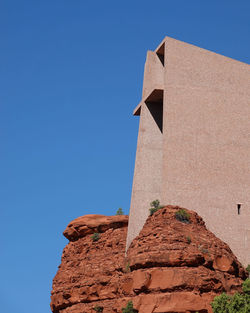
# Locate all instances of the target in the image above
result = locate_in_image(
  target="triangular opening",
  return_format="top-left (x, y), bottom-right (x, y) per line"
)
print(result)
top-left (156, 43), bottom-right (165, 66)
top-left (145, 89), bottom-right (163, 133)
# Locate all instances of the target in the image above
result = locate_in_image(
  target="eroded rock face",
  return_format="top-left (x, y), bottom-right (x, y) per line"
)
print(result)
top-left (51, 206), bottom-right (247, 313)
top-left (51, 214), bottom-right (128, 313)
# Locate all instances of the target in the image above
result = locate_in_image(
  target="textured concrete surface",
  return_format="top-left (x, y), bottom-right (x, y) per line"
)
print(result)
top-left (127, 36), bottom-right (250, 266)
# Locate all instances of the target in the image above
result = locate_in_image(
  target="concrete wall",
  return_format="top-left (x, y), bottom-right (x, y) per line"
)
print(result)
top-left (127, 37), bottom-right (250, 266)
top-left (162, 37), bottom-right (250, 266)
top-left (126, 52), bottom-right (163, 249)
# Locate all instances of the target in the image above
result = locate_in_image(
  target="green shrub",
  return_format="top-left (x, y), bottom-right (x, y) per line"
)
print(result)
top-left (122, 300), bottom-right (138, 313)
top-left (116, 208), bottom-right (124, 215)
top-left (93, 306), bottom-right (103, 312)
top-left (149, 199), bottom-right (164, 216)
top-left (230, 292), bottom-right (249, 313)
top-left (211, 293), bottom-right (231, 313)
top-left (246, 264), bottom-right (250, 274)
top-left (91, 232), bottom-right (100, 242)
top-left (150, 199), bottom-right (160, 209)
top-left (211, 279), bottom-right (250, 313)
top-left (243, 278), bottom-right (250, 294)
top-left (175, 209), bottom-right (190, 224)
top-left (149, 207), bottom-right (158, 216)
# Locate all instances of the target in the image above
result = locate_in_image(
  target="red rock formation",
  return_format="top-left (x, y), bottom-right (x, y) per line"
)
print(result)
top-left (51, 206), bottom-right (247, 313)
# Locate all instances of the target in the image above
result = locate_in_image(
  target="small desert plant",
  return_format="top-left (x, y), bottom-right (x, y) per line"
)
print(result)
top-left (116, 207), bottom-right (124, 215)
top-left (149, 207), bottom-right (158, 216)
top-left (186, 236), bottom-right (191, 244)
top-left (93, 306), bottom-right (103, 312)
top-left (91, 232), bottom-right (100, 242)
top-left (149, 199), bottom-right (164, 216)
top-left (198, 244), bottom-right (210, 255)
top-left (175, 209), bottom-right (190, 223)
top-left (201, 247), bottom-right (209, 255)
top-left (246, 264), bottom-right (250, 274)
top-left (151, 199), bottom-right (160, 208)
top-left (122, 300), bottom-right (138, 313)
top-left (124, 262), bottom-right (131, 273)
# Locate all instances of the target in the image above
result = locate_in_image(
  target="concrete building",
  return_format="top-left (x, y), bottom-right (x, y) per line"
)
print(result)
top-left (127, 36), bottom-right (250, 266)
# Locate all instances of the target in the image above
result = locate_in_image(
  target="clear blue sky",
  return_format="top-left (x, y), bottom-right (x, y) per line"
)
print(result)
top-left (0, 1), bottom-right (249, 312)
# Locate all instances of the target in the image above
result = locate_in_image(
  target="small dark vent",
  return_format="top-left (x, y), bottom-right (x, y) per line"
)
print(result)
top-left (156, 43), bottom-right (165, 66)
top-left (237, 203), bottom-right (241, 215)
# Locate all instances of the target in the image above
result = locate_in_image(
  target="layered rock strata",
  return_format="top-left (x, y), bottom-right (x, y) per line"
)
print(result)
top-left (51, 206), bottom-right (247, 313)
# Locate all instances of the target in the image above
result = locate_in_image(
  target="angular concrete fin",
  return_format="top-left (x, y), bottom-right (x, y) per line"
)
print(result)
top-left (142, 51), bottom-right (164, 99)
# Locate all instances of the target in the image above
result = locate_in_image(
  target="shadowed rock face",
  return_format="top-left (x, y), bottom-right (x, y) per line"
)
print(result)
top-left (51, 206), bottom-right (247, 313)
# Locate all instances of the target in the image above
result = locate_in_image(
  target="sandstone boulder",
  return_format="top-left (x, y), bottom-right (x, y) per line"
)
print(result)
top-left (51, 206), bottom-right (247, 313)
top-left (63, 214), bottom-right (128, 241)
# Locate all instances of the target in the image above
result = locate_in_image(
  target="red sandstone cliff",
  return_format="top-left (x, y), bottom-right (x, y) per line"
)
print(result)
top-left (51, 206), bottom-right (247, 313)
